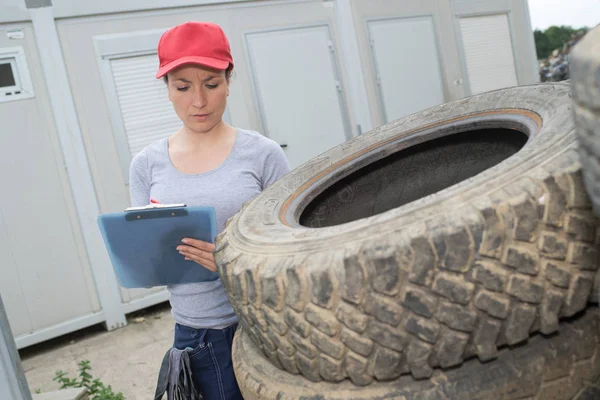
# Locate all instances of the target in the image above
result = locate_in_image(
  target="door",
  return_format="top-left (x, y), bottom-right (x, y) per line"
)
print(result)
top-left (368, 16), bottom-right (445, 123)
top-left (245, 25), bottom-right (351, 169)
top-left (350, 0), bottom-right (466, 127)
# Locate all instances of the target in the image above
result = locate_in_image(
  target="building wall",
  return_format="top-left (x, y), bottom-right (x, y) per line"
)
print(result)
top-left (0, 0), bottom-right (539, 347)
top-left (351, 0), bottom-right (468, 127)
top-left (0, 0), bottom-right (30, 24)
top-left (0, 21), bottom-right (101, 340)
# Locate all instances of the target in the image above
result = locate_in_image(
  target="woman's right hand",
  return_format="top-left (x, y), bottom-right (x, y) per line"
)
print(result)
top-left (176, 238), bottom-right (217, 272)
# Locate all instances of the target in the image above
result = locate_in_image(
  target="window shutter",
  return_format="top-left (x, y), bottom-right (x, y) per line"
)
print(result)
top-left (459, 14), bottom-right (518, 95)
top-left (109, 54), bottom-right (180, 157)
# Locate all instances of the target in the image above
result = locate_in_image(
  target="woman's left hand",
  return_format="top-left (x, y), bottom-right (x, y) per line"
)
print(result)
top-left (176, 238), bottom-right (217, 272)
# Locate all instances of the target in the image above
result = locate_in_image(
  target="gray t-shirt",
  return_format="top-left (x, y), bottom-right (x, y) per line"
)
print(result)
top-left (129, 128), bottom-right (290, 329)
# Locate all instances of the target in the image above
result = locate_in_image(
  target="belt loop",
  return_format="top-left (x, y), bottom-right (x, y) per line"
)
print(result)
top-left (197, 328), bottom-right (208, 343)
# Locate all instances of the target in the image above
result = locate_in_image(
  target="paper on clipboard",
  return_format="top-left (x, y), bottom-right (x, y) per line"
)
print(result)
top-left (124, 203), bottom-right (186, 211)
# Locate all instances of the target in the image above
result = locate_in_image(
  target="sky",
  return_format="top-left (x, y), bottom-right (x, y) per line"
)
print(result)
top-left (528, 0), bottom-right (600, 30)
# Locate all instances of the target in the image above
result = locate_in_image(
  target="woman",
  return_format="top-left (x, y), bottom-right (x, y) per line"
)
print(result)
top-left (129, 21), bottom-right (290, 399)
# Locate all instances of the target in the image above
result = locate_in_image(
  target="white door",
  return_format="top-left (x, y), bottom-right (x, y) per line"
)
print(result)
top-left (246, 26), bottom-right (350, 169)
top-left (368, 16), bottom-right (445, 123)
top-left (459, 14), bottom-right (518, 95)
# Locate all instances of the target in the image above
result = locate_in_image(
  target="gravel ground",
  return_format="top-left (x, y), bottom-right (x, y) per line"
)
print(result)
top-left (20, 302), bottom-right (174, 400)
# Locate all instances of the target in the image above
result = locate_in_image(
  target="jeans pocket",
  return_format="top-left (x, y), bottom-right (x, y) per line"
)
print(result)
top-left (174, 325), bottom-right (209, 359)
top-left (188, 340), bottom-right (209, 358)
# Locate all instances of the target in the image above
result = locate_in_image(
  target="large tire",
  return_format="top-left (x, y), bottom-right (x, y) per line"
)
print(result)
top-left (572, 26), bottom-right (600, 214)
top-left (216, 84), bottom-right (600, 384)
top-left (233, 308), bottom-right (600, 400)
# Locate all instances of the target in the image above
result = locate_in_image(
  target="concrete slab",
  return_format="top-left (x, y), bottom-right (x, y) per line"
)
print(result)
top-left (20, 303), bottom-right (173, 400)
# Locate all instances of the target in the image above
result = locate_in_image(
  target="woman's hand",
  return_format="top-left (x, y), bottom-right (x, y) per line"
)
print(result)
top-left (176, 238), bottom-right (217, 272)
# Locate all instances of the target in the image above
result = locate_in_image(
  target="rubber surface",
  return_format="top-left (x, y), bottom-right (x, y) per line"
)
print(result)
top-left (572, 27), bottom-right (600, 215)
top-left (233, 308), bottom-right (600, 400)
top-left (216, 84), bottom-right (600, 383)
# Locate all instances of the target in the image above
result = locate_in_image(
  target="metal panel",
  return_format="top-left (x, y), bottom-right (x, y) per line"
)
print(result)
top-left (93, 28), bottom-right (165, 58)
top-left (245, 25), bottom-right (350, 169)
top-left (30, 7), bottom-right (127, 331)
top-left (459, 14), bottom-right (518, 95)
top-left (350, 0), bottom-right (465, 127)
top-left (368, 16), bottom-right (445, 123)
top-left (0, 207), bottom-right (30, 335)
top-left (0, 3), bottom-right (31, 24)
top-left (120, 289), bottom-right (169, 314)
top-left (452, 0), bottom-right (510, 16)
top-left (511, 0), bottom-right (539, 84)
top-left (0, 296), bottom-right (32, 400)
top-left (334, 0), bottom-right (373, 133)
top-left (51, 0), bottom-right (255, 19)
top-left (15, 312), bottom-right (104, 349)
top-left (0, 23), bottom-right (102, 342)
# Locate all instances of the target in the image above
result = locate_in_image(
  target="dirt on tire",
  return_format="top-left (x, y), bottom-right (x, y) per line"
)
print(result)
top-left (216, 83), bottom-right (600, 384)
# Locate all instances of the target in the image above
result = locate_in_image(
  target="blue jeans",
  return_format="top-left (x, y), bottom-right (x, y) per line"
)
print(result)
top-left (173, 323), bottom-right (243, 400)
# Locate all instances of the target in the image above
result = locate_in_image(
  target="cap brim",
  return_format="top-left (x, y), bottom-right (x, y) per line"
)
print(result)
top-left (156, 56), bottom-right (230, 78)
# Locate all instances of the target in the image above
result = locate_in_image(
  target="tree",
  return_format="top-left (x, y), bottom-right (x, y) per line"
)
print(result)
top-left (534, 25), bottom-right (587, 60)
top-left (534, 29), bottom-right (552, 59)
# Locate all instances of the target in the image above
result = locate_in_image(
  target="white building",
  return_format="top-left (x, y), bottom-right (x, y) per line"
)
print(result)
top-left (0, 0), bottom-right (538, 349)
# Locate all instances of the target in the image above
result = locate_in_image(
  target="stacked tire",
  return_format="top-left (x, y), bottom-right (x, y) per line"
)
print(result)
top-left (572, 26), bottom-right (600, 216)
top-left (216, 32), bottom-right (600, 400)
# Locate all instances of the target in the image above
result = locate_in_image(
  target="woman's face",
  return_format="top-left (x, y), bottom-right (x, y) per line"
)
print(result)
top-left (167, 64), bottom-right (230, 134)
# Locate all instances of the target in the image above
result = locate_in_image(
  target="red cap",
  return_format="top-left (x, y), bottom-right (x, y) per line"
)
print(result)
top-left (156, 22), bottom-right (234, 79)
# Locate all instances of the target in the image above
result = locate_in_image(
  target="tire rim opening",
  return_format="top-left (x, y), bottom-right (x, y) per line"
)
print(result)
top-left (300, 128), bottom-right (528, 228)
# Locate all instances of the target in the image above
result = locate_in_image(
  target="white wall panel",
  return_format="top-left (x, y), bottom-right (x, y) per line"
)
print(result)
top-left (368, 16), bottom-right (445, 123)
top-left (0, 23), bottom-right (100, 339)
top-left (452, 0), bottom-right (510, 16)
top-left (246, 25), bottom-right (350, 169)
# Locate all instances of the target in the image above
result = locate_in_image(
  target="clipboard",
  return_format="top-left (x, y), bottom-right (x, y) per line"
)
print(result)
top-left (97, 204), bottom-right (219, 288)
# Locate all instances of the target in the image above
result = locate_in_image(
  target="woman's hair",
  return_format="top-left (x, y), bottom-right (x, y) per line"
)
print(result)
top-left (163, 64), bottom-right (234, 84)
